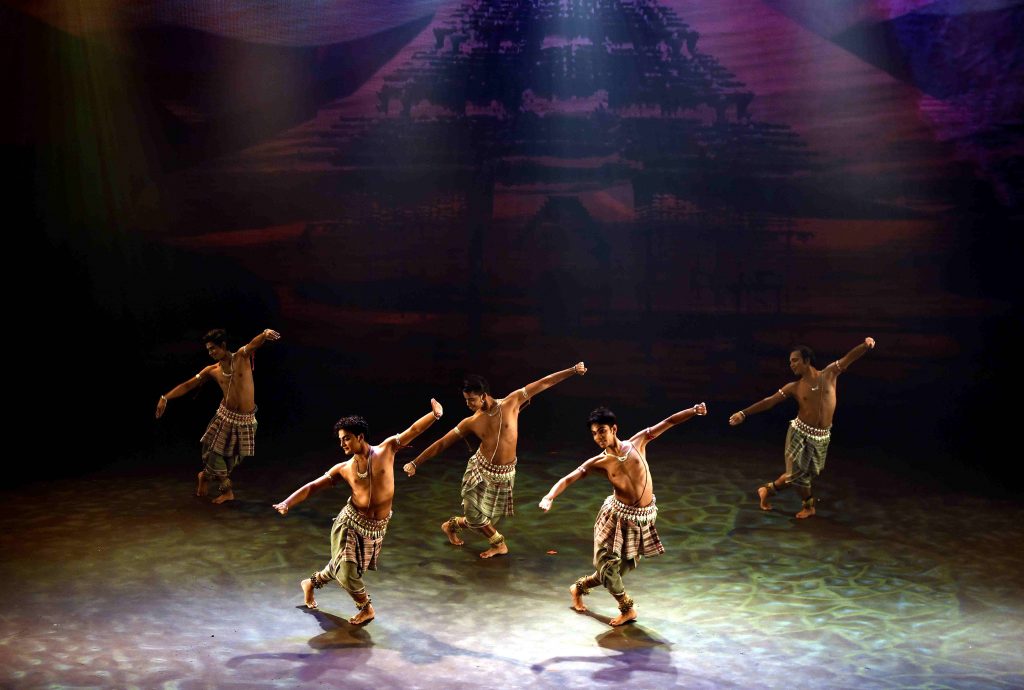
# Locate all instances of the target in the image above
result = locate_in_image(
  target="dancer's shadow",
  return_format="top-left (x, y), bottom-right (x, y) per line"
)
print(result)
top-left (304, 607), bottom-right (375, 650)
top-left (225, 607), bottom-right (374, 681)
top-left (531, 622), bottom-right (680, 685)
top-left (228, 605), bottom-right (508, 681)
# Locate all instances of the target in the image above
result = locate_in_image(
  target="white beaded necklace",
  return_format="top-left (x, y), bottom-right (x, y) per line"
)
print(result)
top-left (607, 442), bottom-right (633, 463)
top-left (355, 446), bottom-right (373, 481)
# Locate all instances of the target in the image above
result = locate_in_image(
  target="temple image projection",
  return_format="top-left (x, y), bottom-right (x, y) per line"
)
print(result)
top-left (4, 0), bottom-right (1023, 688)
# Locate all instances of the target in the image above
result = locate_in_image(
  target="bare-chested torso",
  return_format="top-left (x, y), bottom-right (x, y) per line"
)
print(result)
top-left (789, 366), bottom-right (839, 429)
top-left (588, 438), bottom-right (655, 508)
top-left (204, 351), bottom-right (256, 413)
top-left (461, 393), bottom-right (526, 466)
top-left (327, 441), bottom-right (398, 520)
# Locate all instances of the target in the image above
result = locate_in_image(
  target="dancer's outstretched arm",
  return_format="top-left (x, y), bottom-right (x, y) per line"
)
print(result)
top-left (273, 465), bottom-right (341, 515)
top-left (519, 362), bottom-right (587, 404)
top-left (404, 415), bottom-right (470, 476)
top-left (389, 399), bottom-right (443, 452)
top-left (634, 402), bottom-right (707, 452)
top-left (834, 337), bottom-right (875, 373)
top-left (730, 388), bottom-right (791, 426)
top-left (155, 366), bottom-right (215, 418)
top-left (239, 328), bottom-right (281, 355)
top-left (539, 455), bottom-right (601, 511)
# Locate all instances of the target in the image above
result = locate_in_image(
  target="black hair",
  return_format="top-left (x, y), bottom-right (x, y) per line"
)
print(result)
top-left (587, 406), bottom-right (617, 428)
top-left (790, 345), bottom-right (815, 364)
top-left (333, 415), bottom-right (369, 439)
top-left (461, 374), bottom-right (490, 395)
top-left (202, 328), bottom-right (229, 347)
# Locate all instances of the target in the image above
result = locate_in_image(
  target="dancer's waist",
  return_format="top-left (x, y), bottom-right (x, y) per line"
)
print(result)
top-left (603, 494), bottom-right (658, 522)
top-left (338, 499), bottom-right (391, 537)
top-left (791, 418), bottom-right (830, 438)
top-left (471, 448), bottom-right (516, 476)
top-left (215, 403), bottom-right (257, 424)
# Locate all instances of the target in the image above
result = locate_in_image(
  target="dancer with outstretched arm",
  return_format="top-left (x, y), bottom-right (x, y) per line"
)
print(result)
top-left (273, 399), bottom-right (442, 625)
top-left (540, 403), bottom-right (707, 626)
top-left (729, 338), bottom-right (876, 518)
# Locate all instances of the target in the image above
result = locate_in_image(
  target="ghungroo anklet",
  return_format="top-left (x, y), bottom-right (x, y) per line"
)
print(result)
top-left (309, 572), bottom-right (327, 589)
top-left (573, 577), bottom-right (591, 596)
top-left (617, 594), bottom-right (635, 613)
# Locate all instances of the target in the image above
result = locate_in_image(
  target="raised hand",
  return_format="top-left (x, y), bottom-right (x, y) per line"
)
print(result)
top-left (431, 398), bottom-right (443, 419)
top-left (404, 462), bottom-right (417, 477)
top-left (694, 402), bottom-right (708, 416)
top-left (273, 502), bottom-right (289, 515)
top-left (574, 362), bottom-right (587, 376)
top-left (539, 495), bottom-right (554, 512)
top-left (864, 337), bottom-right (875, 349)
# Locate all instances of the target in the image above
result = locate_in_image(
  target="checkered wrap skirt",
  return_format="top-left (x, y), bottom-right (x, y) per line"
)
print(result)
top-left (784, 418), bottom-right (831, 488)
top-left (593, 495), bottom-right (665, 562)
top-left (327, 499), bottom-right (391, 576)
top-left (200, 403), bottom-right (257, 459)
top-left (460, 448), bottom-right (516, 520)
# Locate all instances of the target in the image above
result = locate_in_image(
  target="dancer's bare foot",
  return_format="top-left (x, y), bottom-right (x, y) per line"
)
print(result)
top-left (349, 604), bottom-right (374, 625)
top-left (569, 583), bottom-right (588, 612)
top-left (757, 485), bottom-right (772, 511)
top-left (212, 490), bottom-right (234, 504)
top-left (441, 520), bottom-right (464, 546)
top-left (300, 578), bottom-right (318, 609)
top-left (609, 607), bottom-right (638, 626)
top-left (479, 542), bottom-right (508, 559)
top-left (795, 505), bottom-right (816, 519)
top-left (196, 471), bottom-right (208, 497)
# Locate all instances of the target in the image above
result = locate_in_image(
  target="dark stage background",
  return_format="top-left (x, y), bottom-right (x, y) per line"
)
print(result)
top-left (4, 0), bottom-right (1022, 493)
top-left (3, 2), bottom-right (1024, 689)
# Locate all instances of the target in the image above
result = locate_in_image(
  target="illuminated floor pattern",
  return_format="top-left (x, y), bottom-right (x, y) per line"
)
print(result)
top-left (2, 436), bottom-right (1022, 689)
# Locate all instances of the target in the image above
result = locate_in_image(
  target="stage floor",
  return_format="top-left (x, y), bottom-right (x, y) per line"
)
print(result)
top-left (2, 434), bottom-right (1022, 689)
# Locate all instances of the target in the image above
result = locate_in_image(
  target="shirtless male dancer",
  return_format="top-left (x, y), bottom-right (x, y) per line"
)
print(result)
top-left (273, 399), bottom-right (443, 625)
top-left (156, 328), bottom-right (281, 504)
top-left (729, 337), bottom-right (876, 518)
top-left (404, 363), bottom-right (587, 558)
top-left (540, 403), bottom-right (706, 626)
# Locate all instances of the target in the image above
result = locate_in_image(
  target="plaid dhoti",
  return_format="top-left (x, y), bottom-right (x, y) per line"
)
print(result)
top-left (784, 418), bottom-right (830, 488)
top-left (200, 403), bottom-right (257, 460)
top-left (322, 499), bottom-right (391, 579)
top-left (593, 495), bottom-right (665, 563)
top-left (460, 448), bottom-right (515, 527)
top-left (588, 495), bottom-right (664, 595)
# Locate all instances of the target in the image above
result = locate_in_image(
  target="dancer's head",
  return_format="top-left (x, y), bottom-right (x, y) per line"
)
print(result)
top-left (587, 406), bottom-right (618, 449)
top-left (461, 374), bottom-right (491, 412)
top-left (202, 328), bottom-right (230, 361)
top-left (789, 345), bottom-right (815, 376)
top-left (334, 415), bottom-right (369, 455)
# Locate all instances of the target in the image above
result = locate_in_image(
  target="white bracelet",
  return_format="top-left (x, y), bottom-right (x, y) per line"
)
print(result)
top-left (160, 395), bottom-right (168, 403)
